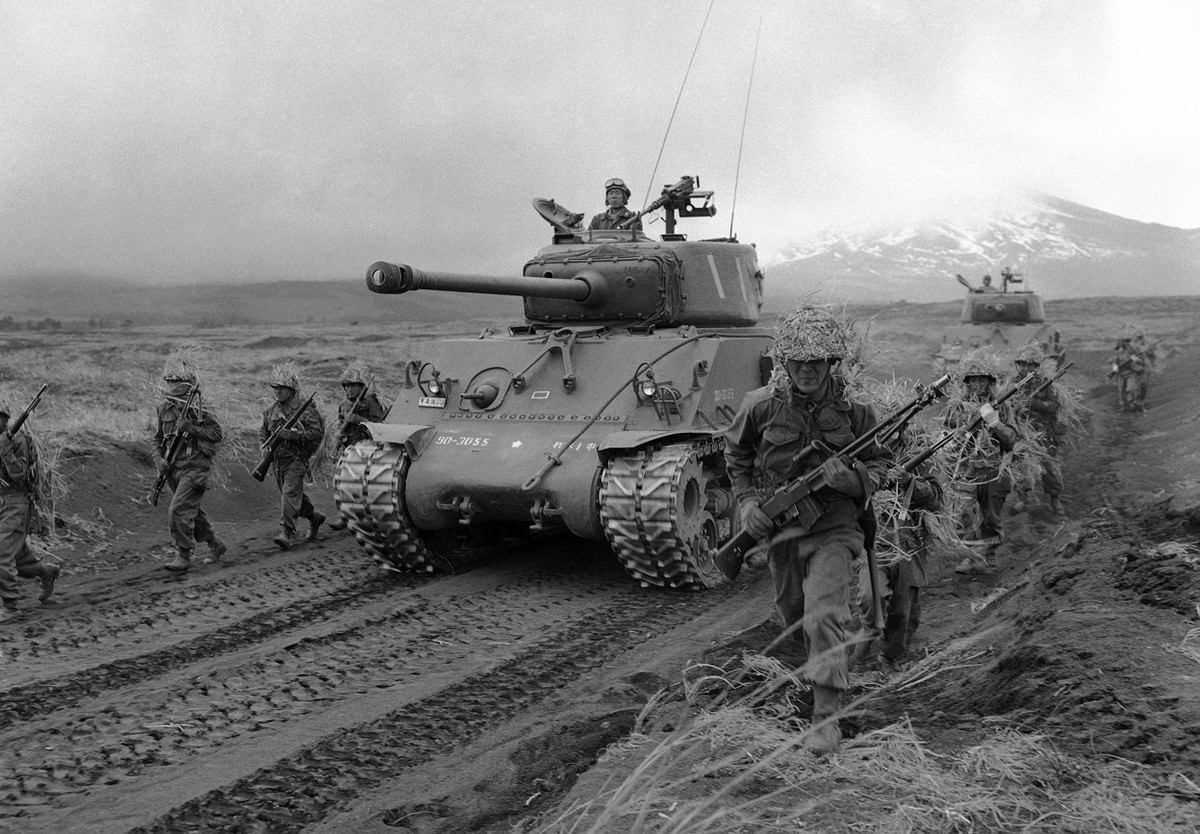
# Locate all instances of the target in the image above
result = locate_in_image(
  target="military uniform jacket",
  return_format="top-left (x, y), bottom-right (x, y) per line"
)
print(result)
top-left (1018, 379), bottom-right (1062, 445)
top-left (337, 393), bottom-right (388, 448)
top-left (724, 382), bottom-right (893, 534)
top-left (588, 207), bottom-right (642, 231)
top-left (154, 402), bottom-right (222, 471)
top-left (942, 399), bottom-right (1017, 481)
top-left (0, 432), bottom-right (37, 495)
top-left (260, 398), bottom-right (324, 462)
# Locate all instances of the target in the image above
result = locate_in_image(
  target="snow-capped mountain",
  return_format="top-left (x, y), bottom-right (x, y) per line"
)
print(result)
top-left (766, 193), bottom-right (1200, 304)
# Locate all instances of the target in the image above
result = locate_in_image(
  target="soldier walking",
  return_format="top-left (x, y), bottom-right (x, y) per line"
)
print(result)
top-left (945, 354), bottom-right (1019, 574)
top-left (261, 364), bottom-right (325, 549)
top-left (725, 306), bottom-right (892, 754)
top-left (1013, 343), bottom-right (1065, 515)
top-left (0, 400), bottom-right (59, 620)
top-left (154, 358), bottom-right (227, 572)
top-left (327, 361), bottom-right (389, 531)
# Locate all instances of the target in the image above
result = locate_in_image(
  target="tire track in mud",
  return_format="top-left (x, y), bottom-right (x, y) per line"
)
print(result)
top-left (0, 549), bottom-right (375, 669)
top-left (0, 567), bottom-right (421, 733)
top-left (131, 590), bottom-right (719, 834)
top-left (0, 563), bottom-right (650, 821)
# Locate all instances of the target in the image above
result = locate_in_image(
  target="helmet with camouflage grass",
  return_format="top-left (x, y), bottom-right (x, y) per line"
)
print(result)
top-left (270, 362), bottom-right (301, 391)
top-left (1015, 343), bottom-right (1045, 366)
top-left (162, 348), bottom-right (200, 385)
top-left (772, 306), bottom-right (848, 364)
top-left (959, 349), bottom-right (1004, 383)
top-left (339, 360), bottom-right (371, 386)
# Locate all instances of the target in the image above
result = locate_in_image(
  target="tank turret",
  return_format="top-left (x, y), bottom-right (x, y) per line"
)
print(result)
top-left (333, 176), bottom-right (773, 589)
top-left (934, 267), bottom-right (1063, 373)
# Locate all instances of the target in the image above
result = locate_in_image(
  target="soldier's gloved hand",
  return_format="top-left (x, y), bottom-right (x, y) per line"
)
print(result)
top-left (176, 418), bottom-right (194, 434)
top-left (277, 428), bottom-right (302, 441)
top-left (978, 403), bottom-right (1000, 428)
top-left (739, 499), bottom-right (773, 540)
top-left (821, 457), bottom-right (864, 497)
top-left (156, 459), bottom-right (170, 476)
top-left (345, 414), bottom-right (362, 425)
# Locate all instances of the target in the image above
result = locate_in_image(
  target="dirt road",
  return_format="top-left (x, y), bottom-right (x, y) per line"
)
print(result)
top-left (3, 340), bottom-right (1198, 833)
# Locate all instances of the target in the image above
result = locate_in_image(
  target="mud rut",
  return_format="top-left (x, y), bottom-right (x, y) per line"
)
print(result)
top-left (1, 528), bottom-right (767, 834)
top-left (4, 350), bottom-right (1198, 834)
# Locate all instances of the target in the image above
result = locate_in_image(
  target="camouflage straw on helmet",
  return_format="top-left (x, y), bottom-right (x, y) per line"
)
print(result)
top-left (270, 362), bottom-right (301, 390)
top-left (339, 360), bottom-right (371, 386)
top-left (162, 347), bottom-right (200, 384)
top-left (959, 348), bottom-right (1005, 382)
top-left (1015, 343), bottom-right (1045, 365)
top-left (772, 306), bottom-right (848, 363)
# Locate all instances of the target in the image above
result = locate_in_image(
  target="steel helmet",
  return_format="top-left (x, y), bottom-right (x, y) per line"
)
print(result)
top-left (1015, 343), bottom-right (1045, 365)
top-left (162, 353), bottom-right (199, 384)
top-left (339, 360), bottom-right (370, 386)
top-left (772, 306), bottom-right (848, 363)
top-left (270, 363), bottom-right (301, 390)
top-left (604, 177), bottom-right (631, 198)
top-left (960, 349), bottom-right (1004, 382)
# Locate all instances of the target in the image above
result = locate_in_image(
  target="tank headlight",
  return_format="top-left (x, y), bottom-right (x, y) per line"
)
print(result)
top-left (638, 378), bottom-right (658, 399)
top-left (427, 379), bottom-right (441, 395)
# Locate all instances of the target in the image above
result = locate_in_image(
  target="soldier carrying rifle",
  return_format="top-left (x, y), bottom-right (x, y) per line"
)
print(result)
top-left (259, 363), bottom-right (325, 550)
top-left (1, 387), bottom-right (60, 620)
top-left (327, 360), bottom-right (389, 531)
top-left (154, 352), bottom-right (227, 573)
top-left (724, 306), bottom-right (893, 755)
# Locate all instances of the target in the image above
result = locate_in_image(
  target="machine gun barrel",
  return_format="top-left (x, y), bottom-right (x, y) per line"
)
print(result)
top-left (366, 261), bottom-right (603, 303)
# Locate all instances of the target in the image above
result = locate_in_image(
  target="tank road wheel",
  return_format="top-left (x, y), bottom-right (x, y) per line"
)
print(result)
top-left (599, 441), bottom-right (733, 590)
top-left (333, 442), bottom-right (454, 573)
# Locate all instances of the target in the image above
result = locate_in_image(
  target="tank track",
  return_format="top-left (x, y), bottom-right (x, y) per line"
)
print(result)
top-left (599, 439), bottom-right (732, 590)
top-left (333, 442), bottom-right (452, 574)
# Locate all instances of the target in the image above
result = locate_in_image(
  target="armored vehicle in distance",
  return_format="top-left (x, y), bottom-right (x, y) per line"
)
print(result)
top-left (333, 176), bottom-right (772, 589)
top-left (934, 266), bottom-right (1065, 373)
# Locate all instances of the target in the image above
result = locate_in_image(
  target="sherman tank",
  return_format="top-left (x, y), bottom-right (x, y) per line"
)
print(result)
top-left (333, 176), bottom-right (772, 589)
top-left (933, 266), bottom-right (1065, 373)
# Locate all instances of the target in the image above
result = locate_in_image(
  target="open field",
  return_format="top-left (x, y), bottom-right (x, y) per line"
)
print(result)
top-left (1, 294), bottom-right (1198, 833)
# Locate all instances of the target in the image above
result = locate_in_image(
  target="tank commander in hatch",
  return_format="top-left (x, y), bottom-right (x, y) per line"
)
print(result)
top-left (978, 274), bottom-right (1000, 293)
top-left (588, 178), bottom-right (643, 231)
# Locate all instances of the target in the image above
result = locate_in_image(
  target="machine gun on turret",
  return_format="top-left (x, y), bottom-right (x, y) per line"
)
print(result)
top-left (619, 175), bottom-right (716, 238)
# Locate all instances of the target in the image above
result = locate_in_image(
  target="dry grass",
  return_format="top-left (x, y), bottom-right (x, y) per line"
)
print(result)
top-left (532, 645), bottom-right (1199, 834)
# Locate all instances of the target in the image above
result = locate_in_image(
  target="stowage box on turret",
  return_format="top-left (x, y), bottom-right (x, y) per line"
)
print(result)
top-left (334, 177), bottom-right (772, 588)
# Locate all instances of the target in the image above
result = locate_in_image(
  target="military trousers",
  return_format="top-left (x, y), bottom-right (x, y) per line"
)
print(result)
top-left (0, 492), bottom-right (50, 606)
top-left (767, 524), bottom-right (862, 691)
top-left (273, 457), bottom-right (316, 535)
top-left (167, 467), bottom-right (214, 553)
top-left (855, 557), bottom-right (922, 662)
top-left (957, 474), bottom-right (1011, 544)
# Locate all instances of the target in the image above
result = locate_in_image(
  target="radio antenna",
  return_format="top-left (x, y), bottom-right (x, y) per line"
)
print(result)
top-left (642, 0), bottom-right (714, 209)
top-left (728, 15), bottom-right (762, 239)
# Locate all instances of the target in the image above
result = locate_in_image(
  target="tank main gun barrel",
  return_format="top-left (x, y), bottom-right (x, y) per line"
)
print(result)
top-left (366, 261), bottom-right (605, 303)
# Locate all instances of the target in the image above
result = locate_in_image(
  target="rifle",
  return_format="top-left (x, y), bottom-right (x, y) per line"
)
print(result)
top-left (898, 366), bottom-right (1046, 475)
top-left (253, 392), bottom-right (317, 482)
top-left (335, 383), bottom-right (371, 449)
top-left (712, 374), bottom-right (952, 582)
top-left (148, 385), bottom-right (200, 506)
top-left (4, 383), bottom-right (48, 438)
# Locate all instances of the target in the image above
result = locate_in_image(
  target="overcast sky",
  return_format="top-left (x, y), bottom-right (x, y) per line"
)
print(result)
top-left (3, 0), bottom-right (1199, 284)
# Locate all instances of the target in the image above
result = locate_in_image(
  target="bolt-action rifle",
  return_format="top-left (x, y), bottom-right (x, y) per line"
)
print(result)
top-left (712, 375), bottom-right (952, 582)
top-left (896, 364), bottom-right (1068, 476)
top-left (148, 385), bottom-right (201, 506)
top-left (0, 383), bottom-right (48, 490)
top-left (334, 383), bottom-right (371, 449)
top-left (252, 392), bottom-right (317, 482)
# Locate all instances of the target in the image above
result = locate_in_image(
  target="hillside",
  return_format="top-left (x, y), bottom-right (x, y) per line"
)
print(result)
top-left (768, 192), bottom-right (1200, 302)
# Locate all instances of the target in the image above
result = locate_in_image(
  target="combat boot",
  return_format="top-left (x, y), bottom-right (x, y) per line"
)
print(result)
top-left (38, 564), bottom-right (61, 603)
top-left (327, 516), bottom-right (348, 531)
top-left (807, 685), bottom-right (843, 755)
top-left (273, 530), bottom-right (296, 550)
top-left (208, 538), bottom-right (228, 561)
top-left (307, 512), bottom-right (326, 542)
top-left (165, 550), bottom-right (192, 572)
